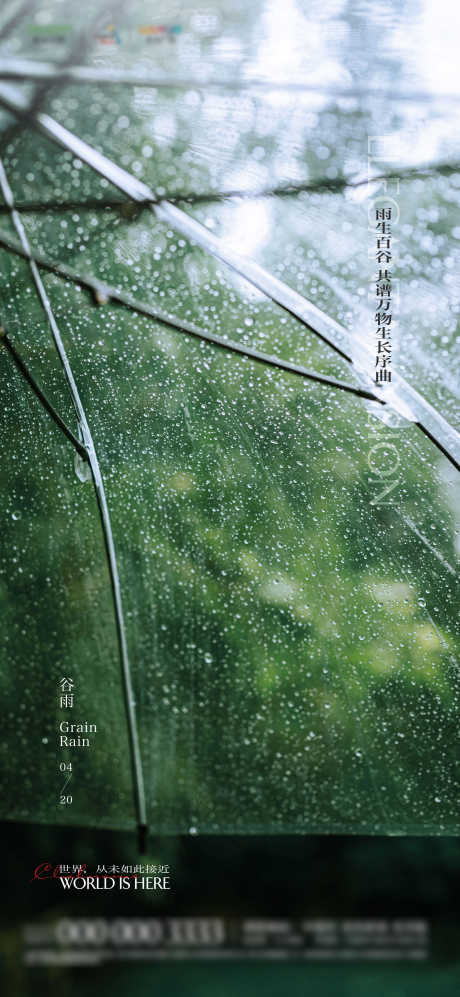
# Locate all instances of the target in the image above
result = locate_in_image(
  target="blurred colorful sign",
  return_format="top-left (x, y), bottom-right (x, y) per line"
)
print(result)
top-left (26, 23), bottom-right (183, 47)
top-left (27, 24), bottom-right (72, 44)
top-left (96, 25), bottom-right (121, 46)
top-left (138, 25), bottom-right (183, 41)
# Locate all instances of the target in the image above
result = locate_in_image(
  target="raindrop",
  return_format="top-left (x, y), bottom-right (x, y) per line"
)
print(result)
top-left (74, 452), bottom-right (91, 483)
top-left (93, 289), bottom-right (109, 306)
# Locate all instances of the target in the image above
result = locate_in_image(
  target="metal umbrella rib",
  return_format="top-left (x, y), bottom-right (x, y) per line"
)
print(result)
top-left (0, 157), bottom-right (147, 850)
top-left (0, 80), bottom-right (458, 471)
top-left (0, 1), bottom-right (38, 45)
top-left (1, 57), bottom-right (460, 103)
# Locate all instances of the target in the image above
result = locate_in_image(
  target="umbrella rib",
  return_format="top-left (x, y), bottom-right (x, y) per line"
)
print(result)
top-left (0, 82), bottom-right (355, 368)
top-left (0, 0), bottom-right (38, 44)
top-left (0, 6), bottom-right (129, 181)
top-left (0, 225), bottom-right (382, 403)
top-left (0, 158), bottom-right (147, 848)
top-left (0, 80), bottom-right (459, 474)
top-left (4, 3), bottom-right (125, 133)
top-left (0, 327), bottom-right (88, 458)
top-left (1, 58), bottom-right (460, 103)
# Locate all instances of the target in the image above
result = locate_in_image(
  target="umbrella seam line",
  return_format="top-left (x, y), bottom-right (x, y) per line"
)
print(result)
top-left (0, 159), bottom-right (458, 208)
top-left (0, 225), bottom-right (382, 403)
top-left (0, 328), bottom-right (88, 457)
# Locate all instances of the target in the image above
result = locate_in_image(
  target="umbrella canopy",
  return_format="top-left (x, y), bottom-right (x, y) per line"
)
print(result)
top-left (0, 0), bottom-right (459, 840)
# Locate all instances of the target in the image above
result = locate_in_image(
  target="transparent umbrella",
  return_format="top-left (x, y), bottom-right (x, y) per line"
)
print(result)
top-left (0, 0), bottom-right (459, 846)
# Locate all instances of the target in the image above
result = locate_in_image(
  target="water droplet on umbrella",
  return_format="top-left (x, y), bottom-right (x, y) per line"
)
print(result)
top-left (74, 452), bottom-right (91, 483)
